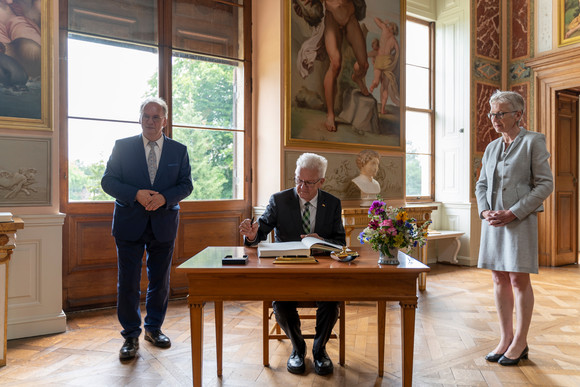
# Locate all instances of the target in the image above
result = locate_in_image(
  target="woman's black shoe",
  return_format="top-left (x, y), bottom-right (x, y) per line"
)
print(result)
top-left (484, 352), bottom-right (504, 362)
top-left (498, 346), bottom-right (529, 366)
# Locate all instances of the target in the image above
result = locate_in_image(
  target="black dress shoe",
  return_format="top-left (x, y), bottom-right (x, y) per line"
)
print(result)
top-left (119, 337), bottom-right (139, 359)
top-left (313, 350), bottom-right (333, 375)
top-left (144, 330), bottom-right (171, 348)
top-left (485, 351), bottom-right (504, 362)
top-left (498, 346), bottom-right (529, 366)
top-left (287, 350), bottom-right (305, 374)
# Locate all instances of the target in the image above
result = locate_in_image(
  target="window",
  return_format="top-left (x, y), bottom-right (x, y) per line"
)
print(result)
top-left (66, 0), bottom-right (248, 201)
top-left (405, 18), bottom-right (434, 201)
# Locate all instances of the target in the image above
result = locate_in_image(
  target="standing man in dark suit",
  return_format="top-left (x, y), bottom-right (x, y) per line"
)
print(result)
top-left (239, 152), bottom-right (346, 375)
top-left (102, 97), bottom-right (193, 360)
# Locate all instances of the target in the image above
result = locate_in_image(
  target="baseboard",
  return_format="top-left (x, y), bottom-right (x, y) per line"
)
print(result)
top-left (7, 312), bottom-right (67, 340)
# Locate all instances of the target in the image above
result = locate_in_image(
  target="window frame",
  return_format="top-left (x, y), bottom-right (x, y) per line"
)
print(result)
top-left (61, 0), bottom-right (252, 211)
top-left (405, 16), bottom-right (435, 203)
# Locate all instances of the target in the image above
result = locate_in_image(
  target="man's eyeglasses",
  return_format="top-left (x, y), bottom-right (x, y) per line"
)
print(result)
top-left (295, 177), bottom-right (321, 187)
top-left (487, 111), bottom-right (518, 120)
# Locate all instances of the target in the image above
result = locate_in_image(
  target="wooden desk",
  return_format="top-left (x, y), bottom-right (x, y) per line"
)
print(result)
top-left (177, 246), bottom-right (429, 386)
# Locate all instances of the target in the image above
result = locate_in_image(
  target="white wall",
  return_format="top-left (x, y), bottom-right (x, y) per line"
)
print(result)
top-left (252, 2), bottom-right (283, 206)
top-left (433, 0), bottom-right (476, 265)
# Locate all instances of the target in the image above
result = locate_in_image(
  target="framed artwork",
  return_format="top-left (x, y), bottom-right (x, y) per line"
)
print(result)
top-left (559, 0), bottom-right (580, 47)
top-left (0, 0), bottom-right (52, 131)
top-left (0, 136), bottom-right (51, 206)
top-left (284, 150), bottom-right (404, 203)
top-left (284, 0), bottom-right (405, 151)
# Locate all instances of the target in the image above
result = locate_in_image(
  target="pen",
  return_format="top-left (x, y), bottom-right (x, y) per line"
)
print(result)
top-left (251, 216), bottom-right (255, 224)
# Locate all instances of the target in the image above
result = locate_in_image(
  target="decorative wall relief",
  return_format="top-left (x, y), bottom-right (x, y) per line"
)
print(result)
top-left (0, 137), bottom-right (50, 205)
top-left (284, 150), bottom-right (404, 202)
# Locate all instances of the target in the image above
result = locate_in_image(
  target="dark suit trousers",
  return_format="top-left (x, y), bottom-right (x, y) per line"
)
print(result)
top-left (115, 219), bottom-right (174, 339)
top-left (272, 301), bottom-right (339, 357)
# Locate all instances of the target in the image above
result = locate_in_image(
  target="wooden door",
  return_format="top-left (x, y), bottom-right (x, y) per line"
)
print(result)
top-left (553, 91), bottom-right (579, 266)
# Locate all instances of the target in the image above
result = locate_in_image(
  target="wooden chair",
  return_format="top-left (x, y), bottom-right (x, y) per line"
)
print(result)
top-left (262, 301), bottom-right (346, 367)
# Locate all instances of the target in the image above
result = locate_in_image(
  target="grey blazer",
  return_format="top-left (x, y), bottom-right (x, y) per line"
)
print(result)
top-left (475, 128), bottom-right (553, 220)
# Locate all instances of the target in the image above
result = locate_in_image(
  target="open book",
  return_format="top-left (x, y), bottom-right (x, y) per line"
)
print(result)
top-left (257, 236), bottom-right (343, 258)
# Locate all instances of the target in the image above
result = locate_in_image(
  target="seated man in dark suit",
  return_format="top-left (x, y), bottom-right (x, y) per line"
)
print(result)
top-left (239, 152), bottom-right (346, 375)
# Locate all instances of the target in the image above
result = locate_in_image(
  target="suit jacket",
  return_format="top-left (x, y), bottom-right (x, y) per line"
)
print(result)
top-left (475, 128), bottom-right (553, 220)
top-left (245, 188), bottom-right (346, 246)
top-left (101, 134), bottom-right (193, 242)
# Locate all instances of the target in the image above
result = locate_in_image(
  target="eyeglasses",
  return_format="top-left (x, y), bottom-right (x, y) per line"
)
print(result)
top-left (487, 111), bottom-right (518, 120)
top-left (294, 177), bottom-right (321, 187)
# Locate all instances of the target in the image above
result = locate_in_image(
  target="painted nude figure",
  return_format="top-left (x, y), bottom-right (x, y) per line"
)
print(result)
top-left (369, 17), bottom-right (400, 113)
top-left (294, 0), bottom-right (370, 132)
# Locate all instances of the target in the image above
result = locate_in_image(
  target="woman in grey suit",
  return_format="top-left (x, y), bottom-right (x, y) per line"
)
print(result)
top-left (476, 90), bottom-right (553, 366)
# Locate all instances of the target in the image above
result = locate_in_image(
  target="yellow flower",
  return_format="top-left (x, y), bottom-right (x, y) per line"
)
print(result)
top-left (396, 210), bottom-right (407, 222)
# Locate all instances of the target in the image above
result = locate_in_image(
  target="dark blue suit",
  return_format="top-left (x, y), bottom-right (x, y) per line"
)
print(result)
top-left (246, 188), bottom-right (346, 357)
top-left (102, 134), bottom-right (193, 339)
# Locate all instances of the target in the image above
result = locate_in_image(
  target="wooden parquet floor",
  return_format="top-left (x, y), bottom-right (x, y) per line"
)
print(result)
top-left (2, 263), bottom-right (580, 386)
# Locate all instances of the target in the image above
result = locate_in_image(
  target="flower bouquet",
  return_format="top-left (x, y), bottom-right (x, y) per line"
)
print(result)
top-left (358, 200), bottom-right (431, 264)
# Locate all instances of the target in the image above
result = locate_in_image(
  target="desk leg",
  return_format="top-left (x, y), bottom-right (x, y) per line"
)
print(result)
top-left (418, 244), bottom-right (427, 291)
top-left (400, 301), bottom-right (417, 387)
top-left (215, 301), bottom-right (223, 377)
top-left (189, 301), bottom-right (205, 387)
top-left (263, 301), bottom-right (270, 367)
top-left (377, 300), bottom-right (386, 376)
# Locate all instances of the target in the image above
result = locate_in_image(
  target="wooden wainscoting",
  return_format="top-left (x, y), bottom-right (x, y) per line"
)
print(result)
top-left (63, 208), bottom-right (245, 312)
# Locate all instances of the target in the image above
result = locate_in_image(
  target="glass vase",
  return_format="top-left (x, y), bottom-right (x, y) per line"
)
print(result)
top-left (378, 246), bottom-right (399, 265)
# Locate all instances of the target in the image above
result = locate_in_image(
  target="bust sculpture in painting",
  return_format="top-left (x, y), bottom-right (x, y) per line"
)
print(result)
top-left (348, 149), bottom-right (381, 205)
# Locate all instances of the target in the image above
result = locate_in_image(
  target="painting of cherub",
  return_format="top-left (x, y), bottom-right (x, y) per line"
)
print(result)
top-left (286, 0), bottom-right (403, 151)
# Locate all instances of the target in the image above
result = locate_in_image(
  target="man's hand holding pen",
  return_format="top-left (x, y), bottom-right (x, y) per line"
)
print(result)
top-left (239, 216), bottom-right (259, 241)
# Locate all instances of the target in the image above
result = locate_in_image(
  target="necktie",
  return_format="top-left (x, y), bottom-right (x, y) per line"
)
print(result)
top-left (147, 141), bottom-right (158, 184)
top-left (302, 202), bottom-right (311, 234)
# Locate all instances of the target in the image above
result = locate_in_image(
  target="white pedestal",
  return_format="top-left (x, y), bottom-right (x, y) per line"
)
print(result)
top-left (7, 214), bottom-right (66, 340)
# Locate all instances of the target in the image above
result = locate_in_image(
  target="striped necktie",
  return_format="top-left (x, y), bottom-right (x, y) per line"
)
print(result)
top-left (147, 141), bottom-right (158, 184)
top-left (302, 202), bottom-right (311, 234)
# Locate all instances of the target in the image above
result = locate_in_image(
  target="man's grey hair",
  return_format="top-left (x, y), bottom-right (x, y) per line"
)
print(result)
top-left (295, 153), bottom-right (328, 178)
top-left (140, 97), bottom-right (168, 118)
top-left (489, 90), bottom-right (525, 114)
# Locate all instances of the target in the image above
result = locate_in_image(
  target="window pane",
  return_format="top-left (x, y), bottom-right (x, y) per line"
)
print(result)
top-left (406, 111), bottom-right (430, 154)
top-left (68, 35), bottom-right (158, 121)
top-left (405, 65), bottom-right (429, 109)
top-left (406, 21), bottom-right (429, 67)
top-left (68, 119), bottom-right (142, 201)
top-left (172, 53), bottom-right (243, 130)
top-left (406, 154), bottom-right (431, 198)
top-left (68, 0), bottom-right (157, 45)
top-left (174, 128), bottom-right (243, 200)
top-left (173, 0), bottom-right (244, 59)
